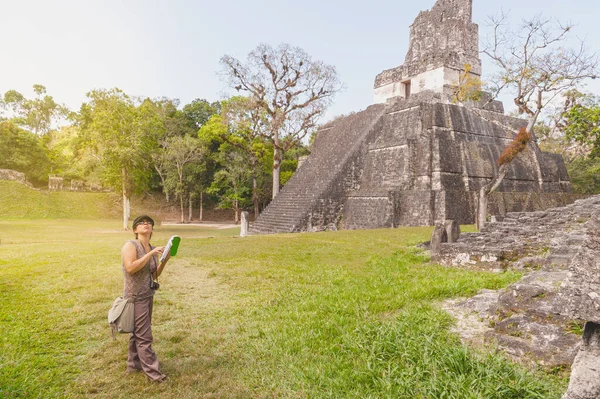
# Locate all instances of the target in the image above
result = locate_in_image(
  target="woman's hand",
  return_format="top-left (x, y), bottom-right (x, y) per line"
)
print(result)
top-left (151, 246), bottom-right (165, 256)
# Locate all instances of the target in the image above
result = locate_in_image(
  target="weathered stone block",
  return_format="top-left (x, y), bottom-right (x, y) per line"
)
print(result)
top-left (436, 133), bottom-right (463, 174)
top-left (445, 220), bottom-right (460, 243)
top-left (563, 322), bottom-right (600, 399)
top-left (430, 223), bottom-right (448, 255)
top-left (428, 103), bottom-right (451, 129)
top-left (363, 146), bottom-right (411, 189)
top-left (240, 211), bottom-right (249, 237)
top-left (393, 191), bottom-right (435, 226)
top-left (442, 190), bottom-right (477, 225)
top-left (462, 142), bottom-right (496, 179)
top-left (48, 176), bottom-right (63, 191)
top-left (343, 196), bottom-right (392, 230)
top-left (439, 173), bottom-right (466, 191)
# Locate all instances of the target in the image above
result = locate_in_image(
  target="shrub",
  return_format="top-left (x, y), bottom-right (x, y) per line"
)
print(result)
top-left (498, 127), bottom-right (531, 167)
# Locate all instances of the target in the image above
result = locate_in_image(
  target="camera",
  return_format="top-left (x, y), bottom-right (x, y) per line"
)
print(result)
top-left (150, 280), bottom-right (160, 290)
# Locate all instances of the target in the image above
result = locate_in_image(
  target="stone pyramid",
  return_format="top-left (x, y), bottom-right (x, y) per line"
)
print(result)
top-left (250, 0), bottom-right (580, 234)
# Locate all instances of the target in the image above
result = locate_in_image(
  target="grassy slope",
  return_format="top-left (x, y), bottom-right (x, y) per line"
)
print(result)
top-left (0, 220), bottom-right (568, 398)
top-left (0, 181), bottom-right (120, 219)
top-left (0, 181), bottom-right (181, 221)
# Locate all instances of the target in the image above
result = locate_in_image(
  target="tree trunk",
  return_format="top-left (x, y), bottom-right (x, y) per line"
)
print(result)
top-left (272, 132), bottom-right (281, 199)
top-left (122, 168), bottom-right (128, 230)
top-left (122, 191), bottom-right (128, 230)
top-left (179, 194), bottom-right (184, 223)
top-left (188, 194), bottom-right (193, 222)
top-left (525, 115), bottom-right (544, 189)
top-left (253, 176), bottom-right (259, 218)
top-left (251, 157), bottom-right (259, 218)
top-left (234, 199), bottom-right (239, 223)
top-left (199, 191), bottom-right (203, 222)
top-left (272, 152), bottom-right (281, 199)
top-left (476, 189), bottom-right (489, 231)
top-left (178, 171), bottom-right (184, 223)
top-left (477, 163), bottom-right (509, 230)
top-left (155, 167), bottom-right (169, 202)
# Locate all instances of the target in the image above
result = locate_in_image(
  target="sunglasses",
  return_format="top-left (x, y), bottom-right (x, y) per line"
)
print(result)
top-left (136, 221), bottom-right (153, 226)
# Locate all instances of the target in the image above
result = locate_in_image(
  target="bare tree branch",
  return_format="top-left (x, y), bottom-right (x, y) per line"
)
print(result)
top-left (220, 43), bottom-right (343, 199)
top-left (476, 12), bottom-right (599, 229)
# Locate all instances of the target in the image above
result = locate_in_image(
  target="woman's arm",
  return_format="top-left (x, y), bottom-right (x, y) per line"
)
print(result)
top-left (155, 254), bottom-right (170, 278)
top-left (122, 242), bottom-right (165, 275)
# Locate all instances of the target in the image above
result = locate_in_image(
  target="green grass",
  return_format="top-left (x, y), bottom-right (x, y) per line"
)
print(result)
top-left (0, 220), bottom-right (567, 398)
top-left (0, 181), bottom-right (120, 219)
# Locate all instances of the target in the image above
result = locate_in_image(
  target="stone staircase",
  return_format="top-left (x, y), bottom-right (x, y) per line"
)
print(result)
top-left (250, 104), bottom-right (386, 234)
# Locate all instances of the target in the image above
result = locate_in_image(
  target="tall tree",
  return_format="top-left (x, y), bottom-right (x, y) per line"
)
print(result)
top-left (562, 92), bottom-right (600, 158)
top-left (0, 121), bottom-right (51, 185)
top-left (146, 98), bottom-right (186, 202)
top-left (476, 13), bottom-right (598, 228)
top-left (42, 125), bottom-right (81, 177)
top-left (1, 84), bottom-right (68, 135)
top-left (161, 135), bottom-right (206, 223)
top-left (220, 43), bottom-right (342, 199)
top-left (182, 99), bottom-right (221, 132)
top-left (78, 88), bottom-right (163, 229)
top-left (202, 97), bottom-right (271, 216)
top-left (208, 149), bottom-right (252, 223)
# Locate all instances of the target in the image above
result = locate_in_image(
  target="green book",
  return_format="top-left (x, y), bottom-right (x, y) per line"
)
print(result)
top-left (160, 235), bottom-right (180, 263)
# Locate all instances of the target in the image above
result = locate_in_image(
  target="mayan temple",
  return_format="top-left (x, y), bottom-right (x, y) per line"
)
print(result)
top-left (250, 0), bottom-right (580, 234)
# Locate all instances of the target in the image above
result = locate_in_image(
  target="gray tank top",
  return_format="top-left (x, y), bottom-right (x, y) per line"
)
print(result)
top-left (122, 240), bottom-right (157, 300)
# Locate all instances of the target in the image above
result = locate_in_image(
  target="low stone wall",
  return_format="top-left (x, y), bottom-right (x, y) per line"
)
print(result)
top-left (48, 176), bottom-right (105, 192)
top-left (0, 169), bottom-right (33, 187)
top-left (0, 169), bottom-right (26, 183)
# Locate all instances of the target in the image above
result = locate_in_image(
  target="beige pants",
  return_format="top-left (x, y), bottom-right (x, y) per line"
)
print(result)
top-left (127, 296), bottom-right (165, 381)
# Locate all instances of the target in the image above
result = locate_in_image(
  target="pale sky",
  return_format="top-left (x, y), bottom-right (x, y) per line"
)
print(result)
top-left (1, 0), bottom-right (599, 122)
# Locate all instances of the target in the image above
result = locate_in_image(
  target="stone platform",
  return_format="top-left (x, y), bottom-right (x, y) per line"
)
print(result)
top-left (435, 195), bottom-right (600, 398)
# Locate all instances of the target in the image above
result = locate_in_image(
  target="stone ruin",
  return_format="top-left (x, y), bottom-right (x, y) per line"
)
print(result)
top-left (374, 0), bottom-right (481, 104)
top-left (48, 176), bottom-right (64, 191)
top-left (0, 169), bottom-right (32, 187)
top-left (1, 171), bottom-right (104, 192)
top-left (251, 0), bottom-right (580, 235)
top-left (70, 179), bottom-right (84, 191)
top-left (48, 176), bottom-right (104, 192)
top-left (433, 195), bottom-right (600, 398)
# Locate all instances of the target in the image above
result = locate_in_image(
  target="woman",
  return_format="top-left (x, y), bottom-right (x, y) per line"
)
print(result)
top-left (121, 214), bottom-right (170, 382)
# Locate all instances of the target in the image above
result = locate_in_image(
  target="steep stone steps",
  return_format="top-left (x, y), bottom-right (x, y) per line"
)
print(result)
top-left (250, 104), bottom-right (386, 234)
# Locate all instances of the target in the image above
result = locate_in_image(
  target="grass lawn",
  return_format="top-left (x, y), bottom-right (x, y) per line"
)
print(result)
top-left (0, 220), bottom-right (567, 398)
